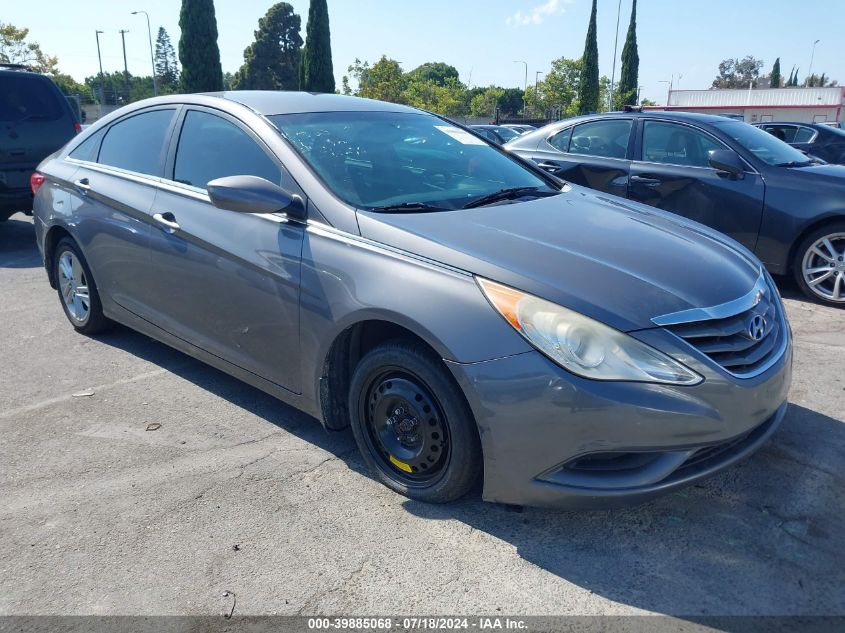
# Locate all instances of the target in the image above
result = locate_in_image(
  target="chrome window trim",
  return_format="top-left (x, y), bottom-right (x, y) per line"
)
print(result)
top-left (652, 272), bottom-right (767, 326)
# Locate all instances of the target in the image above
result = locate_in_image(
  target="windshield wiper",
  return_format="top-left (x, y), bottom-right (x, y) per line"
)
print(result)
top-left (462, 186), bottom-right (556, 209)
top-left (369, 202), bottom-right (449, 213)
top-left (774, 160), bottom-right (812, 167)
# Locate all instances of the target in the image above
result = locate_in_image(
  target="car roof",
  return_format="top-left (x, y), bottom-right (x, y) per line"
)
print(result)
top-left (209, 91), bottom-right (419, 115)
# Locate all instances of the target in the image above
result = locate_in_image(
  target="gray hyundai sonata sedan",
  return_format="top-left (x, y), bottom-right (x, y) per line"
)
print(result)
top-left (31, 92), bottom-right (792, 508)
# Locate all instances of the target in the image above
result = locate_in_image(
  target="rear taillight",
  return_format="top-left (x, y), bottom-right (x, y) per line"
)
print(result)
top-left (74, 121), bottom-right (82, 134)
top-left (30, 172), bottom-right (46, 196)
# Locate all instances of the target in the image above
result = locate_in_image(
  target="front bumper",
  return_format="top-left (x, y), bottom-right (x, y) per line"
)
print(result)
top-left (446, 330), bottom-right (792, 509)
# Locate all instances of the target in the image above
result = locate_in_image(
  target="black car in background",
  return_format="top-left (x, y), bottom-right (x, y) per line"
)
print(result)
top-left (754, 121), bottom-right (845, 165)
top-left (1, 64), bottom-right (79, 221)
top-left (469, 125), bottom-right (521, 145)
top-left (505, 111), bottom-right (845, 306)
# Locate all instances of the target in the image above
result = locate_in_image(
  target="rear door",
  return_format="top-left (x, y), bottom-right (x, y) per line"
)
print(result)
top-left (526, 118), bottom-right (633, 198)
top-left (628, 119), bottom-right (766, 251)
top-left (66, 107), bottom-right (179, 317)
top-left (146, 107), bottom-right (304, 392)
top-left (0, 73), bottom-right (77, 211)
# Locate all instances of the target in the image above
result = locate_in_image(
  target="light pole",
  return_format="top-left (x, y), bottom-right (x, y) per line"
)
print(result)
top-left (608, 0), bottom-right (622, 111)
top-left (119, 30), bottom-right (130, 102)
top-left (132, 10), bottom-right (158, 96)
top-left (513, 61), bottom-right (527, 116)
top-left (808, 39), bottom-right (820, 85)
top-left (659, 78), bottom-right (672, 106)
top-left (535, 71), bottom-right (543, 116)
top-left (94, 30), bottom-right (105, 115)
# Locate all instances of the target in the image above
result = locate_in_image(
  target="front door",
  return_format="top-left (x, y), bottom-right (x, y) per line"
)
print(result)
top-left (147, 108), bottom-right (304, 392)
top-left (628, 119), bottom-right (766, 251)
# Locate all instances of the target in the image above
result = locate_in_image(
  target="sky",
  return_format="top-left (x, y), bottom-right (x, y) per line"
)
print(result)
top-left (4, 0), bottom-right (844, 104)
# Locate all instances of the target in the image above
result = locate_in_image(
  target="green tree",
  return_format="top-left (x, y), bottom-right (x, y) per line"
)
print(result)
top-left (0, 22), bottom-right (57, 73)
top-left (233, 3), bottom-right (303, 90)
top-left (616, 0), bottom-right (639, 108)
top-left (577, 0), bottom-right (599, 114)
top-left (770, 57), bottom-right (781, 88)
top-left (533, 57), bottom-right (582, 116)
top-left (178, 0), bottom-right (223, 92)
top-left (302, 0), bottom-right (335, 92)
top-left (712, 56), bottom-right (764, 89)
top-left (406, 62), bottom-right (459, 86)
top-left (347, 56), bottom-right (406, 103)
top-left (405, 77), bottom-right (465, 116)
top-left (469, 87), bottom-right (504, 117)
top-left (155, 27), bottom-right (180, 91)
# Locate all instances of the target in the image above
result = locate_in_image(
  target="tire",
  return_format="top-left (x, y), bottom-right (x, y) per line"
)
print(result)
top-left (53, 237), bottom-right (111, 334)
top-left (348, 340), bottom-right (482, 503)
top-left (793, 222), bottom-right (845, 307)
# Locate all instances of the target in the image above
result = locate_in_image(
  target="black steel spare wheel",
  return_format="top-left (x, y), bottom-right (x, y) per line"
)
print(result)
top-left (363, 372), bottom-right (450, 484)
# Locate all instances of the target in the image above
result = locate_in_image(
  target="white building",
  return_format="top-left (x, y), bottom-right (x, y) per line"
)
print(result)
top-left (646, 87), bottom-right (845, 124)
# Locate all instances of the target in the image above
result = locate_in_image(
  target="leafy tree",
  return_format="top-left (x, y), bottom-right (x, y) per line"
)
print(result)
top-left (498, 88), bottom-right (525, 116)
top-left (577, 0), bottom-right (599, 114)
top-left (405, 77), bottom-right (465, 116)
top-left (178, 0), bottom-right (223, 92)
top-left (711, 56), bottom-right (764, 89)
top-left (469, 87), bottom-right (504, 118)
top-left (406, 62), bottom-right (459, 86)
top-left (233, 3), bottom-right (303, 90)
top-left (532, 57), bottom-right (582, 116)
top-left (0, 22), bottom-right (57, 73)
top-left (155, 27), bottom-right (180, 91)
top-left (302, 0), bottom-right (335, 92)
top-left (222, 71), bottom-right (235, 90)
top-left (770, 57), bottom-right (781, 88)
top-left (640, 97), bottom-right (657, 107)
top-left (616, 0), bottom-right (639, 108)
top-left (347, 56), bottom-right (406, 103)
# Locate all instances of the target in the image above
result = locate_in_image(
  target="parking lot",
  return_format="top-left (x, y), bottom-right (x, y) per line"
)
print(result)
top-left (1, 212), bottom-right (843, 617)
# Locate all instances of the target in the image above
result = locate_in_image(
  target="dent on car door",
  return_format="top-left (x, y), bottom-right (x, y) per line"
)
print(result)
top-left (530, 119), bottom-right (632, 198)
top-left (628, 120), bottom-right (765, 251)
top-left (65, 108), bottom-right (178, 315)
top-left (147, 108), bottom-right (304, 393)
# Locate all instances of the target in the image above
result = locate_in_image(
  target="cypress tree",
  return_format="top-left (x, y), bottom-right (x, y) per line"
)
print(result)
top-left (155, 27), bottom-right (180, 90)
top-left (302, 0), bottom-right (335, 93)
top-left (616, 0), bottom-right (639, 107)
top-left (770, 57), bottom-right (781, 88)
top-left (792, 67), bottom-right (800, 86)
top-left (577, 0), bottom-right (599, 114)
top-left (178, 0), bottom-right (223, 92)
top-left (233, 3), bottom-right (303, 90)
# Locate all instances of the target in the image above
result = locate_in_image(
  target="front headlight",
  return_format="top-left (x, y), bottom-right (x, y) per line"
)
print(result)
top-left (477, 278), bottom-right (702, 385)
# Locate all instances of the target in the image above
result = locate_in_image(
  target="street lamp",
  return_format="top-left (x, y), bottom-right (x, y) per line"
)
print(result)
top-left (808, 39), bottom-right (820, 85)
top-left (94, 30), bottom-right (105, 116)
top-left (131, 10), bottom-right (158, 96)
top-left (513, 61), bottom-right (527, 116)
top-left (535, 71), bottom-right (544, 115)
top-left (608, 0), bottom-right (622, 111)
top-left (658, 78), bottom-right (673, 106)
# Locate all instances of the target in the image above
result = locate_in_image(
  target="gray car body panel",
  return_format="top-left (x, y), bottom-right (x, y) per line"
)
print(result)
top-left (32, 93), bottom-right (792, 507)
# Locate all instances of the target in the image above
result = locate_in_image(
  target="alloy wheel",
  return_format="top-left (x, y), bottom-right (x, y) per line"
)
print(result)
top-left (802, 232), bottom-right (845, 303)
top-left (57, 251), bottom-right (91, 323)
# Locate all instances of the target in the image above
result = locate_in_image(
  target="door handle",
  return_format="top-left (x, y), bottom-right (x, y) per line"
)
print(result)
top-left (630, 175), bottom-right (661, 186)
top-left (537, 162), bottom-right (560, 172)
top-left (153, 212), bottom-right (180, 232)
top-left (73, 177), bottom-right (91, 193)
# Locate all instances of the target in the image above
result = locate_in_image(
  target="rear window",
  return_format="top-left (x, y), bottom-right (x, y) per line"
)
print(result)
top-left (0, 74), bottom-right (64, 122)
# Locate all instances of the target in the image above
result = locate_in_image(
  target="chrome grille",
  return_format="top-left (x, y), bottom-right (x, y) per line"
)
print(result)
top-left (656, 274), bottom-right (787, 378)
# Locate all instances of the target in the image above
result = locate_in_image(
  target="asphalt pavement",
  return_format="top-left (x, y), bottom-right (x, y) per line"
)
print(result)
top-left (1, 213), bottom-right (843, 618)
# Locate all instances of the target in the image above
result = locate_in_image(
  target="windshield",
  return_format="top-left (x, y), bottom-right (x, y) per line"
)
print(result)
top-left (714, 121), bottom-right (811, 166)
top-left (492, 126), bottom-right (520, 141)
top-left (269, 111), bottom-right (553, 210)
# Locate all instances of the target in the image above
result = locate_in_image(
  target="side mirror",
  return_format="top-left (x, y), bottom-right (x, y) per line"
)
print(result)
top-left (708, 149), bottom-right (745, 178)
top-left (206, 175), bottom-right (306, 220)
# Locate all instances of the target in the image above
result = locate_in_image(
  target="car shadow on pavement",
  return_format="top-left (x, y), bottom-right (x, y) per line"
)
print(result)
top-left (402, 402), bottom-right (845, 616)
top-left (0, 214), bottom-right (41, 269)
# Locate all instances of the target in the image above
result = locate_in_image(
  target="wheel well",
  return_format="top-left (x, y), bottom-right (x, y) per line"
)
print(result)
top-left (319, 320), bottom-right (441, 431)
top-left (43, 225), bottom-right (73, 288)
top-left (788, 215), bottom-right (845, 273)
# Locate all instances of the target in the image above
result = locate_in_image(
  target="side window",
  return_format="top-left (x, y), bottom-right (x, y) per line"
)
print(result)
top-left (642, 121), bottom-right (726, 168)
top-left (68, 128), bottom-right (105, 162)
top-left (794, 127), bottom-right (816, 143)
top-left (547, 127), bottom-right (572, 152)
top-left (569, 119), bottom-right (631, 159)
top-left (98, 109), bottom-right (175, 176)
top-left (174, 110), bottom-right (281, 190)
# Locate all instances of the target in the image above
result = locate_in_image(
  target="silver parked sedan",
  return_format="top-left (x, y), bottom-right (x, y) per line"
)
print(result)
top-left (31, 92), bottom-right (792, 508)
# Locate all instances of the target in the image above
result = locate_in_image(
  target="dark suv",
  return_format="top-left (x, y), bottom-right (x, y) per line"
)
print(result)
top-left (506, 110), bottom-right (845, 306)
top-left (1, 64), bottom-right (79, 221)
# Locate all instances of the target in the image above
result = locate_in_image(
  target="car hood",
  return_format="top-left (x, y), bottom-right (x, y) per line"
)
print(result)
top-left (356, 186), bottom-right (762, 332)
top-left (791, 163), bottom-right (845, 182)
